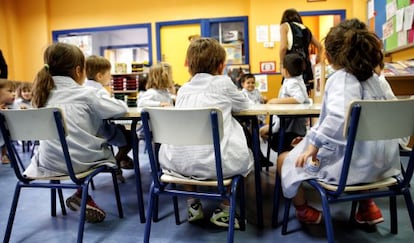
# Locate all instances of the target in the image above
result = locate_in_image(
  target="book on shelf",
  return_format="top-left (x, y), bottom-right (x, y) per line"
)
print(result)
top-left (383, 60), bottom-right (414, 76)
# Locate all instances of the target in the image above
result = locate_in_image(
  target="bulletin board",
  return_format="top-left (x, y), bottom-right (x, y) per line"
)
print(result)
top-left (369, 0), bottom-right (414, 52)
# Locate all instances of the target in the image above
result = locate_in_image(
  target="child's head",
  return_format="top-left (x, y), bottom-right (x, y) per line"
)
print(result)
top-left (324, 19), bottom-right (383, 82)
top-left (146, 62), bottom-right (173, 90)
top-left (283, 53), bottom-right (305, 78)
top-left (241, 74), bottom-right (256, 92)
top-left (280, 8), bottom-right (303, 24)
top-left (86, 55), bottom-right (112, 86)
top-left (32, 43), bottom-right (85, 107)
top-left (0, 79), bottom-right (16, 106)
top-left (16, 82), bottom-right (33, 101)
top-left (186, 38), bottom-right (226, 76)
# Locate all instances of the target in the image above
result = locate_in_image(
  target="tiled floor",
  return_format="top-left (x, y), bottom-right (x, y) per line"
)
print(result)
top-left (0, 142), bottom-right (413, 242)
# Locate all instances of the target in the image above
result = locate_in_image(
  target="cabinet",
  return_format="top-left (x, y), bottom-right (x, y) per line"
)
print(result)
top-left (111, 72), bottom-right (147, 107)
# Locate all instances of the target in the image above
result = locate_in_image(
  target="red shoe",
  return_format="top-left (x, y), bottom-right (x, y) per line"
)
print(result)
top-left (355, 201), bottom-right (384, 225)
top-left (295, 204), bottom-right (322, 224)
top-left (66, 193), bottom-right (106, 223)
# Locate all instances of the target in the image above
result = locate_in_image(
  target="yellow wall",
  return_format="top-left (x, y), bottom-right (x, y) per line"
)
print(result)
top-left (1, 0), bottom-right (365, 85)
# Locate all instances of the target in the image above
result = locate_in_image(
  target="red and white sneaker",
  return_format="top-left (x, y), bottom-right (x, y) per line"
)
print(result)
top-left (295, 204), bottom-right (322, 224)
top-left (66, 193), bottom-right (106, 223)
top-left (355, 201), bottom-right (384, 225)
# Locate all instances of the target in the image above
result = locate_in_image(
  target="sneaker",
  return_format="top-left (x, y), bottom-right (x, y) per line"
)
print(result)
top-left (210, 207), bottom-right (240, 229)
top-left (188, 201), bottom-right (204, 222)
top-left (66, 193), bottom-right (106, 223)
top-left (2, 154), bottom-right (10, 164)
top-left (295, 204), bottom-right (322, 224)
top-left (355, 201), bottom-right (384, 225)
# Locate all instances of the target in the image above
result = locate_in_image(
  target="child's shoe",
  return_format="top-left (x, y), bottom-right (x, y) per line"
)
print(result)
top-left (355, 200), bottom-right (384, 225)
top-left (116, 168), bottom-right (126, 183)
top-left (188, 200), bottom-right (204, 222)
top-left (1, 154), bottom-right (10, 164)
top-left (66, 192), bottom-right (106, 223)
top-left (295, 203), bottom-right (322, 224)
top-left (210, 207), bottom-right (240, 229)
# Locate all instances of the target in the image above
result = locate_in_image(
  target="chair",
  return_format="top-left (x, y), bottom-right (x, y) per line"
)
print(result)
top-left (141, 107), bottom-right (246, 243)
top-left (0, 107), bottom-right (124, 243)
top-left (281, 99), bottom-right (414, 243)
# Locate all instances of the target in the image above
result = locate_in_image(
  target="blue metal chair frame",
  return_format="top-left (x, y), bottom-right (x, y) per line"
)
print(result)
top-left (141, 108), bottom-right (246, 243)
top-left (0, 108), bottom-right (124, 243)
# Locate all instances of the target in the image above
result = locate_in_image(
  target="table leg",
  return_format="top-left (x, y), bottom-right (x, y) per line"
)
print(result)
top-left (250, 116), bottom-right (264, 228)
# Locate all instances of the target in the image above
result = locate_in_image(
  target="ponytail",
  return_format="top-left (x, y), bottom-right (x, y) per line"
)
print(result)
top-left (31, 67), bottom-right (55, 108)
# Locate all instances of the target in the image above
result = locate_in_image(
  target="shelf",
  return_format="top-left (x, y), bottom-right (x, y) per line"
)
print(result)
top-left (385, 75), bottom-right (414, 96)
top-left (112, 90), bottom-right (138, 93)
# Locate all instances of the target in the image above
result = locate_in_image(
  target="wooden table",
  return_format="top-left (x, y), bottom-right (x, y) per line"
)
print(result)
top-left (125, 103), bottom-right (322, 228)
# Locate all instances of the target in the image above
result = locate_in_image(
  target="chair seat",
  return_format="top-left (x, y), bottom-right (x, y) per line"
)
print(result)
top-left (160, 173), bottom-right (233, 186)
top-left (318, 177), bottom-right (398, 192)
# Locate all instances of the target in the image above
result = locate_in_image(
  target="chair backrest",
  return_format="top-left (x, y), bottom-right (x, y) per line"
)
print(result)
top-left (142, 107), bottom-right (223, 145)
top-left (0, 108), bottom-right (80, 183)
top-left (336, 99), bottom-right (414, 194)
top-left (141, 107), bottom-right (226, 189)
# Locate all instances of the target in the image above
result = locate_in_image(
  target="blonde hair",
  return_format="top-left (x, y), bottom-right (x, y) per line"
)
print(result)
top-left (146, 62), bottom-right (172, 90)
top-left (186, 38), bottom-right (226, 76)
top-left (0, 79), bottom-right (15, 90)
top-left (86, 55), bottom-right (111, 80)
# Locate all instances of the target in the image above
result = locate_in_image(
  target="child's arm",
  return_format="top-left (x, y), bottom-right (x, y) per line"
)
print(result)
top-left (267, 97), bottom-right (299, 104)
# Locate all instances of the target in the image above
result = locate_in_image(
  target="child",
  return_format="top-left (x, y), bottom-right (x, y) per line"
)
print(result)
top-left (137, 62), bottom-right (174, 107)
top-left (85, 55), bottom-right (133, 176)
top-left (14, 82), bottom-right (33, 109)
top-left (158, 38), bottom-right (254, 228)
top-left (25, 43), bottom-right (128, 223)
top-left (278, 19), bottom-right (401, 225)
top-left (0, 79), bottom-right (16, 163)
top-left (260, 53), bottom-right (310, 152)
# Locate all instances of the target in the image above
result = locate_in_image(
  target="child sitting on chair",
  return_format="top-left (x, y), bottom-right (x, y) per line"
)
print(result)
top-left (0, 79), bottom-right (16, 164)
top-left (85, 55), bottom-right (133, 178)
top-left (158, 38), bottom-right (254, 229)
top-left (260, 53), bottom-right (311, 152)
top-left (13, 82), bottom-right (33, 109)
top-left (25, 43), bottom-right (128, 223)
top-left (137, 62), bottom-right (174, 107)
top-left (278, 19), bottom-right (401, 225)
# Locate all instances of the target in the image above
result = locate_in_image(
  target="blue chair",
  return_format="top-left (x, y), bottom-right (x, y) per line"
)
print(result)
top-left (141, 107), bottom-right (246, 243)
top-left (281, 99), bottom-right (414, 243)
top-left (0, 107), bottom-right (124, 243)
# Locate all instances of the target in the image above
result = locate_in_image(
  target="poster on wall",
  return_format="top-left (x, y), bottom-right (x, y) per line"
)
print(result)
top-left (57, 35), bottom-right (92, 56)
top-left (254, 74), bottom-right (268, 92)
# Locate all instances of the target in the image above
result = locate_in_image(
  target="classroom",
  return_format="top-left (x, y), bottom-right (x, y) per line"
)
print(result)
top-left (0, 0), bottom-right (413, 242)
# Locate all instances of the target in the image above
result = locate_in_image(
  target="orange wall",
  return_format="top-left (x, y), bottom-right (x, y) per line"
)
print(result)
top-left (1, 0), bottom-right (365, 85)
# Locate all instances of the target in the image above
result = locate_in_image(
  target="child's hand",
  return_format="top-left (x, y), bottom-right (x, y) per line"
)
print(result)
top-left (259, 124), bottom-right (269, 140)
top-left (295, 144), bottom-right (318, 168)
top-left (160, 102), bottom-right (172, 107)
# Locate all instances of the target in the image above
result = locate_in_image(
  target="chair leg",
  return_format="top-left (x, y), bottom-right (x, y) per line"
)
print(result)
top-left (58, 188), bottom-right (67, 215)
top-left (281, 198), bottom-right (291, 235)
top-left (4, 183), bottom-right (23, 243)
top-left (171, 183), bottom-right (180, 225)
top-left (239, 179), bottom-right (246, 231)
top-left (110, 170), bottom-right (124, 218)
top-left (144, 184), bottom-right (156, 243)
top-left (90, 178), bottom-right (96, 190)
top-left (153, 195), bottom-right (160, 222)
top-left (228, 188), bottom-right (237, 243)
top-left (51, 188), bottom-right (57, 217)
top-left (390, 195), bottom-right (398, 234)
top-left (403, 190), bottom-right (414, 230)
top-left (77, 185), bottom-right (89, 243)
top-left (349, 200), bottom-right (358, 223)
top-left (272, 173), bottom-right (282, 227)
top-left (320, 195), bottom-right (335, 243)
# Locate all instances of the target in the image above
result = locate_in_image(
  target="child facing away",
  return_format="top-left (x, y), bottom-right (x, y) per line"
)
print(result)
top-left (241, 73), bottom-right (266, 124)
top-left (260, 53), bottom-right (310, 152)
top-left (14, 82), bottom-right (33, 109)
top-left (158, 38), bottom-right (254, 229)
top-left (278, 19), bottom-right (401, 225)
top-left (0, 79), bottom-right (16, 164)
top-left (25, 43), bottom-right (128, 223)
top-left (137, 62), bottom-right (174, 107)
top-left (85, 55), bottom-right (133, 177)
